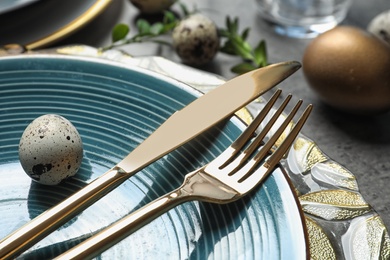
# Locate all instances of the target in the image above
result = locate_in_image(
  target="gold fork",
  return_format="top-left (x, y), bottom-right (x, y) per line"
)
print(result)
top-left (56, 90), bottom-right (312, 259)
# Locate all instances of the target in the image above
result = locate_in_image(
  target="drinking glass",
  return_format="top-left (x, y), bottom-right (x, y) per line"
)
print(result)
top-left (256, 0), bottom-right (352, 38)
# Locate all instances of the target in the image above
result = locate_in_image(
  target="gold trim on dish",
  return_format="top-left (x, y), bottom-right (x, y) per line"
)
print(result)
top-left (305, 216), bottom-right (336, 260)
top-left (25, 0), bottom-right (112, 50)
top-left (19, 47), bottom-right (389, 259)
top-left (299, 189), bottom-right (371, 221)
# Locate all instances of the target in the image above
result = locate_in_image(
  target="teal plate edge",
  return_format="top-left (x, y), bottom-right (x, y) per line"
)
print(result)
top-left (0, 54), bottom-right (308, 259)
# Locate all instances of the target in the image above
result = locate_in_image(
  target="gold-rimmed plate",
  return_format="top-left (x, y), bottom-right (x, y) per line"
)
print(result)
top-left (20, 47), bottom-right (390, 259)
top-left (0, 54), bottom-right (308, 259)
top-left (0, 0), bottom-right (111, 49)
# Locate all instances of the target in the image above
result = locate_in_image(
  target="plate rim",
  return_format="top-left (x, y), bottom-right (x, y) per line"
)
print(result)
top-left (0, 0), bottom-right (113, 50)
top-left (27, 0), bottom-right (112, 50)
top-left (0, 53), bottom-right (309, 258)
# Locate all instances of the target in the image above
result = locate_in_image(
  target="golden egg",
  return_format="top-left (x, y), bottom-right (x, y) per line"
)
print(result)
top-left (302, 26), bottom-right (390, 114)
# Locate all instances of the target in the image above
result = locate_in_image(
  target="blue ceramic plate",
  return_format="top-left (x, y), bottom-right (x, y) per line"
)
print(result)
top-left (0, 55), bottom-right (307, 259)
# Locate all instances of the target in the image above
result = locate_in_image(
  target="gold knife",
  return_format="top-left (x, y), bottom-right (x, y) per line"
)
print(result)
top-left (0, 61), bottom-right (301, 259)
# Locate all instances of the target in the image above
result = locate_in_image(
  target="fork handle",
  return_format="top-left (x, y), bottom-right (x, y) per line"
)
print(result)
top-left (0, 166), bottom-right (129, 259)
top-left (56, 170), bottom-right (237, 259)
top-left (56, 183), bottom-right (190, 259)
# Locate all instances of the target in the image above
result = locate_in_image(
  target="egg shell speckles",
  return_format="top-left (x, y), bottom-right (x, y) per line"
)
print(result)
top-left (172, 14), bottom-right (220, 66)
top-left (19, 114), bottom-right (83, 185)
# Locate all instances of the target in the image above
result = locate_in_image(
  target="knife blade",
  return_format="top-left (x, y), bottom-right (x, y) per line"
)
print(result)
top-left (0, 61), bottom-right (301, 259)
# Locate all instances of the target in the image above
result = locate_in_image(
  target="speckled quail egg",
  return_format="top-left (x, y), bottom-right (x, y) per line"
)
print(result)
top-left (19, 114), bottom-right (83, 185)
top-left (368, 10), bottom-right (390, 45)
top-left (172, 14), bottom-right (220, 66)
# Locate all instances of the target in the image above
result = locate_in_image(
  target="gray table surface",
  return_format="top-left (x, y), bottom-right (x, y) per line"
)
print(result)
top-left (53, 0), bottom-right (390, 232)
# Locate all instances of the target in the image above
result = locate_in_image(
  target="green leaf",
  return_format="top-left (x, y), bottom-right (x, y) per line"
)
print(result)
top-left (163, 11), bottom-right (176, 24)
top-left (240, 39), bottom-right (253, 53)
top-left (229, 38), bottom-right (254, 60)
top-left (150, 23), bottom-right (164, 35)
top-left (241, 28), bottom-right (250, 41)
top-left (254, 40), bottom-right (267, 67)
top-left (218, 29), bottom-right (230, 38)
top-left (220, 42), bottom-right (236, 55)
top-left (231, 62), bottom-right (257, 74)
top-left (112, 24), bottom-right (130, 42)
top-left (164, 22), bottom-right (178, 32)
top-left (226, 17), bottom-right (238, 35)
top-left (226, 16), bottom-right (232, 30)
top-left (136, 19), bottom-right (151, 34)
top-left (229, 17), bottom-right (239, 35)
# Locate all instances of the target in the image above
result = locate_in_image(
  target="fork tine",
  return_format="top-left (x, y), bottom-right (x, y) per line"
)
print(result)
top-left (237, 94), bottom-right (293, 164)
top-left (225, 93), bottom-right (293, 176)
top-left (230, 99), bottom-right (305, 183)
top-left (265, 104), bottom-right (313, 169)
top-left (237, 104), bottom-right (312, 185)
top-left (51, 95), bottom-right (311, 260)
top-left (218, 89), bottom-right (282, 169)
top-left (253, 99), bottom-right (302, 162)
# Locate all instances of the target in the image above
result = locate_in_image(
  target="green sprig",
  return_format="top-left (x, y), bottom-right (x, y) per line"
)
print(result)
top-left (219, 17), bottom-right (268, 74)
top-left (103, 5), bottom-right (268, 74)
top-left (101, 11), bottom-right (179, 51)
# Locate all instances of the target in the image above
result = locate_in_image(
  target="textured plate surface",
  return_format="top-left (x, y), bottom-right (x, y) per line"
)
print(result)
top-left (0, 55), bottom-right (307, 259)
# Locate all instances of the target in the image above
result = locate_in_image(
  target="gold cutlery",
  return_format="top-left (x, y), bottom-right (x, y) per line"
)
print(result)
top-left (57, 90), bottom-right (312, 259)
top-left (0, 61), bottom-right (301, 259)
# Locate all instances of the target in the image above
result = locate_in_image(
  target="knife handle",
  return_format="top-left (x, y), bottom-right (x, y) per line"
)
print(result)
top-left (0, 166), bottom-right (129, 259)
